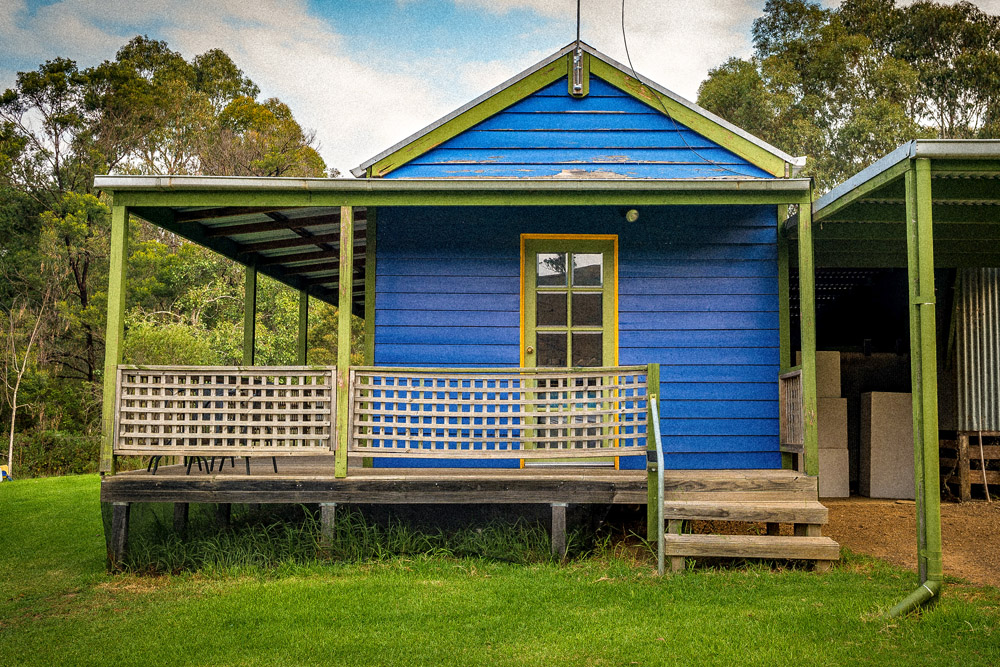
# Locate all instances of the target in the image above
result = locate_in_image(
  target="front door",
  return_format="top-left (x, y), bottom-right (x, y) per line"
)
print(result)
top-left (522, 236), bottom-right (617, 369)
top-left (521, 235), bottom-right (618, 465)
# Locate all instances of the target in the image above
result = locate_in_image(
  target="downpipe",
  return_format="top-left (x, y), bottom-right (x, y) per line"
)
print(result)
top-left (889, 579), bottom-right (941, 617)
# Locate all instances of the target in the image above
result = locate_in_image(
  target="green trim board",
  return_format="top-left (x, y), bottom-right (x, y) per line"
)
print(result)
top-left (100, 202), bottom-right (129, 474)
top-left (111, 185), bottom-right (812, 209)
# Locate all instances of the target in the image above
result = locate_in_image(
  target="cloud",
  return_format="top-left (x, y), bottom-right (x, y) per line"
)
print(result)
top-left (0, 0), bottom-right (452, 175)
top-left (454, 0), bottom-right (764, 101)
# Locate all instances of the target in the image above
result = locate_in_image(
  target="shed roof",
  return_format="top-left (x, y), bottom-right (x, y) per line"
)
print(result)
top-left (352, 41), bottom-right (805, 179)
top-left (789, 140), bottom-right (1000, 268)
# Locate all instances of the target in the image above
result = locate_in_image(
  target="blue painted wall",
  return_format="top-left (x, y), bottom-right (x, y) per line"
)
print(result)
top-left (374, 206), bottom-right (781, 470)
top-left (385, 77), bottom-right (772, 179)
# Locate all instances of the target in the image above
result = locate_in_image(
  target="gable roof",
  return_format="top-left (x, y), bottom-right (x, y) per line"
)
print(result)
top-left (352, 41), bottom-right (805, 179)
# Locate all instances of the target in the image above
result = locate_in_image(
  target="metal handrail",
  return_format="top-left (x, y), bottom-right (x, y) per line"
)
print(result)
top-left (651, 395), bottom-right (665, 575)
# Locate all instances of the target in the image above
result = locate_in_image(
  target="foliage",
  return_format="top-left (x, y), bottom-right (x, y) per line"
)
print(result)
top-left (0, 36), bottom-right (333, 476)
top-left (697, 0), bottom-right (1000, 191)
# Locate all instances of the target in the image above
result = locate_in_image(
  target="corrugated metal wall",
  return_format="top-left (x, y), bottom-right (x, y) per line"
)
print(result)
top-left (957, 268), bottom-right (1000, 432)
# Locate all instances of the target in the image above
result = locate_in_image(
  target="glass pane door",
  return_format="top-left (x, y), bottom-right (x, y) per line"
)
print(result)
top-left (522, 237), bottom-right (617, 463)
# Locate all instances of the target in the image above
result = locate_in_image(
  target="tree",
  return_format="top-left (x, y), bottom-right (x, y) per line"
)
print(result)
top-left (201, 97), bottom-right (326, 177)
top-left (3, 279), bottom-right (55, 476)
top-left (697, 0), bottom-right (997, 191)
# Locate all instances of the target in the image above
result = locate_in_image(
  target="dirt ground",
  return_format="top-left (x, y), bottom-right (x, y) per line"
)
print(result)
top-left (822, 497), bottom-right (1000, 588)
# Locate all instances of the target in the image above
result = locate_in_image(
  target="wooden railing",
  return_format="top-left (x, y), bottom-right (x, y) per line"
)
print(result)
top-left (348, 366), bottom-right (650, 458)
top-left (114, 366), bottom-right (336, 456)
top-left (779, 368), bottom-right (805, 461)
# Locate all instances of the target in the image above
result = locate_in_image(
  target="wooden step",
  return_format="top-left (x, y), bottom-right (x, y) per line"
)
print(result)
top-left (662, 500), bottom-right (828, 524)
top-left (661, 469), bottom-right (818, 501)
top-left (663, 534), bottom-right (840, 562)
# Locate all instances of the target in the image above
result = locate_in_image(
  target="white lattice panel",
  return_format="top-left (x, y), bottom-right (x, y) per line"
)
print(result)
top-left (349, 367), bottom-right (649, 458)
top-left (114, 366), bottom-right (336, 456)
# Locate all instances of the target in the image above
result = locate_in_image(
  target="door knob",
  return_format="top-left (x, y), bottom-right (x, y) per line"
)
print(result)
top-left (526, 346), bottom-right (534, 354)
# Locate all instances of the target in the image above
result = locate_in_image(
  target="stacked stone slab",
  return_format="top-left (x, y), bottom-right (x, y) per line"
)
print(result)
top-left (798, 351), bottom-right (849, 497)
top-left (860, 392), bottom-right (914, 499)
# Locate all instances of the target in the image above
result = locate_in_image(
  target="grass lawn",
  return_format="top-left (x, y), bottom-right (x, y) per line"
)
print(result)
top-left (1, 476), bottom-right (999, 666)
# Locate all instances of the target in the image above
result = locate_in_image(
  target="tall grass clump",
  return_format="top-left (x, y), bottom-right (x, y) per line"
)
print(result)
top-left (122, 503), bottom-right (584, 575)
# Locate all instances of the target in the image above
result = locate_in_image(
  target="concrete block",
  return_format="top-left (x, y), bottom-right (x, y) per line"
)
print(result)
top-left (818, 448), bottom-right (849, 498)
top-left (796, 350), bottom-right (841, 398)
top-left (860, 392), bottom-right (914, 499)
top-left (818, 397), bottom-right (848, 449)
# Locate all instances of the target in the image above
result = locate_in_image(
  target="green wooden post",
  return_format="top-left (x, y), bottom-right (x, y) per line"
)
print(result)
top-left (905, 158), bottom-right (943, 586)
top-left (100, 202), bottom-right (129, 474)
top-left (797, 202), bottom-right (819, 477)
top-left (243, 265), bottom-right (257, 365)
top-left (777, 205), bottom-right (794, 469)
top-left (777, 205), bottom-right (791, 372)
top-left (335, 206), bottom-right (354, 478)
top-left (297, 291), bottom-right (309, 365)
top-left (363, 208), bottom-right (377, 365)
top-left (645, 362), bottom-right (661, 541)
top-left (361, 208), bottom-right (377, 468)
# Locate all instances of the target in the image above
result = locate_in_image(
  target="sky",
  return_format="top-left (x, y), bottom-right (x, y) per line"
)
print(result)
top-left (2, 0), bottom-right (999, 175)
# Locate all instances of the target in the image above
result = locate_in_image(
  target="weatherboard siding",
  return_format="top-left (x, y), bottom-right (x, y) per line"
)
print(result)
top-left (384, 77), bottom-right (772, 180)
top-left (373, 206), bottom-right (781, 470)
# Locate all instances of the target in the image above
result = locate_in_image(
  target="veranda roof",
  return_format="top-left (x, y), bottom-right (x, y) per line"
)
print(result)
top-left (95, 174), bottom-right (811, 316)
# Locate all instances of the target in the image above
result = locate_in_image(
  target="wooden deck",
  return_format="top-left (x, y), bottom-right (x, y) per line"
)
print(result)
top-left (101, 457), bottom-right (648, 505)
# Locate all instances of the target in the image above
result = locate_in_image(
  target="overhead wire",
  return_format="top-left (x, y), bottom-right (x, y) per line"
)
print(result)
top-left (619, 0), bottom-right (752, 178)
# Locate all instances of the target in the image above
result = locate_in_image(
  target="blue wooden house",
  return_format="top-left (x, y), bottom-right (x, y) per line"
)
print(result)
top-left (97, 42), bottom-right (837, 571)
top-left (351, 42), bottom-right (808, 471)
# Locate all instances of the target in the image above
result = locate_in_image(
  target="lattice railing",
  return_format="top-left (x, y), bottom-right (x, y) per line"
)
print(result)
top-left (779, 368), bottom-right (804, 449)
top-left (114, 366), bottom-right (336, 456)
top-left (348, 366), bottom-right (649, 458)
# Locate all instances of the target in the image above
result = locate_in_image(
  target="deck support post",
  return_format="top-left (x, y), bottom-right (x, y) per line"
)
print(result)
top-left (216, 502), bottom-right (231, 529)
top-left (958, 433), bottom-right (971, 501)
top-left (797, 201), bottom-right (819, 477)
top-left (890, 158), bottom-right (944, 615)
top-left (667, 519), bottom-right (685, 572)
top-left (550, 502), bottom-right (568, 560)
top-left (173, 503), bottom-right (189, 535)
top-left (320, 503), bottom-right (337, 546)
top-left (335, 206), bottom-right (355, 478)
top-left (100, 202), bottom-right (129, 475)
top-left (110, 502), bottom-right (130, 566)
top-left (297, 291), bottom-right (309, 365)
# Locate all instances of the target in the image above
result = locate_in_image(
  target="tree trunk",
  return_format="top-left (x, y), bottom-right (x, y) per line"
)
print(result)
top-left (7, 380), bottom-right (19, 476)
